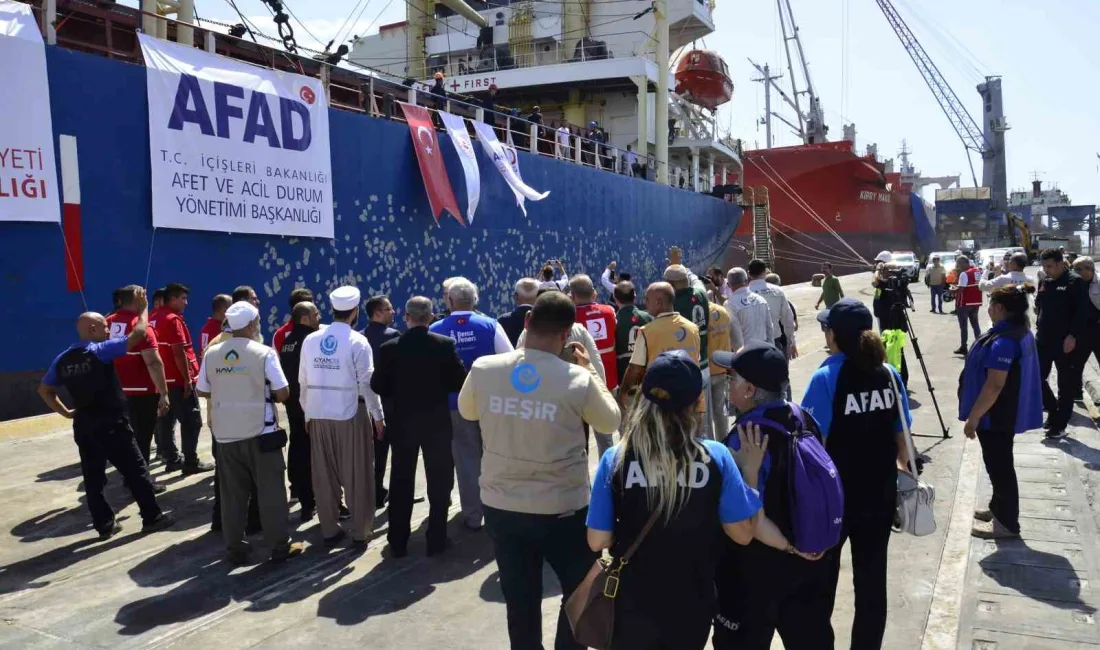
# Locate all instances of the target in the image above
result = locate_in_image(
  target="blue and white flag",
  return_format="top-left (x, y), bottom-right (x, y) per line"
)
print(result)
top-left (437, 111), bottom-right (480, 224)
top-left (471, 120), bottom-right (548, 216)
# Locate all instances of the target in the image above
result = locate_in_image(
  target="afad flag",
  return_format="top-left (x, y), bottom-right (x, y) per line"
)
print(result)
top-left (470, 120), bottom-right (549, 217)
top-left (398, 102), bottom-right (464, 226)
top-left (436, 111), bottom-right (480, 225)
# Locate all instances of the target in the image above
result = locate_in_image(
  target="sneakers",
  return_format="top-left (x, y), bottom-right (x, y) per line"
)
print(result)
top-left (971, 518), bottom-right (1020, 539)
top-left (151, 482), bottom-right (168, 495)
top-left (182, 460), bottom-right (215, 475)
top-left (98, 520), bottom-right (123, 540)
top-left (1045, 429), bottom-right (1069, 440)
top-left (973, 509), bottom-right (994, 523)
top-left (270, 542), bottom-right (306, 562)
top-left (142, 512), bottom-right (176, 534)
top-left (953, 346), bottom-right (967, 355)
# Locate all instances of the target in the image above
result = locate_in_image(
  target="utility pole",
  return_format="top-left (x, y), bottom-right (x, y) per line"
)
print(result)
top-left (751, 64), bottom-right (781, 149)
top-left (655, 0), bottom-right (670, 184)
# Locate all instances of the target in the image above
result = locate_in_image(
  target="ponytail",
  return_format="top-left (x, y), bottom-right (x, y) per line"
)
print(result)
top-left (837, 329), bottom-right (887, 372)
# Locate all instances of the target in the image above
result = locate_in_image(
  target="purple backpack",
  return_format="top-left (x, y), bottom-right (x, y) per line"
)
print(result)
top-left (732, 402), bottom-right (845, 554)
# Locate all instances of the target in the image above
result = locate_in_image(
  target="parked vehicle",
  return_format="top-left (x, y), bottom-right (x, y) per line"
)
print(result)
top-left (891, 251), bottom-right (920, 281)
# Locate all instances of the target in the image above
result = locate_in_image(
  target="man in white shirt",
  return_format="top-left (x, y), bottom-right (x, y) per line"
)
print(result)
top-left (979, 251), bottom-right (1030, 292)
top-left (197, 301), bottom-right (304, 564)
top-left (724, 267), bottom-right (774, 346)
top-left (747, 259), bottom-right (798, 360)
top-left (299, 285), bottom-right (386, 547)
top-left (555, 123), bottom-right (571, 160)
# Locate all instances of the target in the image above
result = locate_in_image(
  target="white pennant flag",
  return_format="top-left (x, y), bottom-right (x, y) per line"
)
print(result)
top-left (437, 111), bottom-right (480, 224)
top-left (471, 120), bottom-right (549, 216)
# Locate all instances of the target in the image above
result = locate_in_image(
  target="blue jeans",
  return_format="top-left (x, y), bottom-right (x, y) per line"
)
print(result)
top-left (930, 285), bottom-right (945, 312)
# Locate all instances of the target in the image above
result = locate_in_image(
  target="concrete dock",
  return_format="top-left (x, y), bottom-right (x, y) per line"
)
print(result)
top-left (0, 269), bottom-right (1097, 649)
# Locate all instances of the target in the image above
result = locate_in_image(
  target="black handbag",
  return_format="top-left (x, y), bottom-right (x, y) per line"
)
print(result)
top-left (257, 428), bottom-right (287, 452)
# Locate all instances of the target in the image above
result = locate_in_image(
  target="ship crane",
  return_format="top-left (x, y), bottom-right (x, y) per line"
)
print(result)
top-left (873, 0), bottom-right (1007, 209)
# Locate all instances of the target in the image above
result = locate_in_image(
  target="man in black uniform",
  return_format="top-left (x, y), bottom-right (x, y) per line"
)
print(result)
top-left (371, 296), bottom-right (468, 557)
top-left (1036, 248), bottom-right (1090, 439)
top-left (37, 288), bottom-right (175, 540)
top-left (279, 301), bottom-right (321, 521)
top-left (363, 295), bottom-right (401, 508)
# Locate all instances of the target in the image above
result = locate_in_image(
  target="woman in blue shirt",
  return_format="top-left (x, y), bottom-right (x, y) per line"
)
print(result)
top-left (801, 298), bottom-right (913, 650)
top-left (586, 350), bottom-right (790, 649)
top-left (959, 284), bottom-right (1043, 539)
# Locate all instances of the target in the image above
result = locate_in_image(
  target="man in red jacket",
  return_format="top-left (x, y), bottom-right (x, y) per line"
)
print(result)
top-left (569, 274), bottom-right (618, 456)
top-left (952, 256), bottom-right (984, 354)
top-left (272, 287), bottom-right (314, 352)
top-left (198, 294), bottom-right (231, 359)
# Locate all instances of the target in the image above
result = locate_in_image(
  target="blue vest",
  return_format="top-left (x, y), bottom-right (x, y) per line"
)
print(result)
top-left (958, 324), bottom-right (1043, 434)
top-left (430, 312), bottom-right (498, 409)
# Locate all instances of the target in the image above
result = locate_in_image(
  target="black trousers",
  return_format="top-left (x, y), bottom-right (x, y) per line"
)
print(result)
top-left (286, 405), bottom-right (314, 510)
top-left (157, 386), bottom-right (203, 464)
top-left (126, 393), bottom-right (160, 463)
top-left (977, 428), bottom-right (1020, 532)
top-left (75, 419), bottom-right (163, 533)
top-left (1038, 339), bottom-right (1085, 432)
top-left (713, 543), bottom-right (834, 650)
top-left (484, 506), bottom-right (594, 650)
top-left (956, 306), bottom-right (982, 347)
top-left (211, 439), bottom-right (261, 529)
top-left (375, 436), bottom-right (389, 505)
top-left (825, 509), bottom-right (894, 650)
top-left (387, 433), bottom-right (453, 551)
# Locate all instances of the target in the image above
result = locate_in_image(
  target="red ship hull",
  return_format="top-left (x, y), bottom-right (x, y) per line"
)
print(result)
top-left (723, 141), bottom-right (916, 282)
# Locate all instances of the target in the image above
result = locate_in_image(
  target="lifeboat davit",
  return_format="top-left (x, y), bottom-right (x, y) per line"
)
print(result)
top-left (674, 50), bottom-right (734, 111)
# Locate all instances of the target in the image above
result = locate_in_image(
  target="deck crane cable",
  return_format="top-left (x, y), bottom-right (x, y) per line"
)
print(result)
top-left (873, 0), bottom-right (989, 188)
top-left (330, 0), bottom-right (372, 47)
top-left (751, 156), bottom-right (872, 265)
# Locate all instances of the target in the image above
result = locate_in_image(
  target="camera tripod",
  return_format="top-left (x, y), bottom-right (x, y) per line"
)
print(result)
top-left (896, 305), bottom-right (950, 439)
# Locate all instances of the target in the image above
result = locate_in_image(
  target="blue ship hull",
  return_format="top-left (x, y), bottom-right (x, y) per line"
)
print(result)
top-left (0, 48), bottom-right (741, 421)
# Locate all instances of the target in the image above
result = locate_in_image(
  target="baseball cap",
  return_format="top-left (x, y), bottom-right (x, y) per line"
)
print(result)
top-left (816, 298), bottom-right (873, 337)
top-left (663, 264), bottom-right (690, 282)
top-left (641, 350), bottom-right (703, 412)
top-left (712, 341), bottom-right (788, 392)
top-left (225, 301), bottom-right (259, 331)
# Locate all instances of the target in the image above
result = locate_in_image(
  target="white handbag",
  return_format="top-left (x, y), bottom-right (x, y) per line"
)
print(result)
top-left (889, 370), bottom-right (937, 536)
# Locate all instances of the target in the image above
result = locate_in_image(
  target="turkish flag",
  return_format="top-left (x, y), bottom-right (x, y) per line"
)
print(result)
top-left (398, 102), bottom-right (465, 226)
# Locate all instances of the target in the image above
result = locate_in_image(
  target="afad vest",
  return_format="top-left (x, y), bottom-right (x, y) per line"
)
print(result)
top-left (430, 312), bottom-right (498, 409)
top-left (708, 303), bottom-right (732, 376)
top-left (674, 287), bottom-right (710, 365)
top-left (958, 324), bottom-right (1043, 434)
top-left (204, 338), bottom-right (272, 443)
top-left (642, 313), bottom-right (704, 411)
top-left (575, 303), bottom-right (619, 389)
top-left (958, 267), bottom-right (983, 307)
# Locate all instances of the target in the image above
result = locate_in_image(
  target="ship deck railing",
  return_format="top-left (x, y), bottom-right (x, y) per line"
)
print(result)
top-left (19, 0), bottom-right (716, 195)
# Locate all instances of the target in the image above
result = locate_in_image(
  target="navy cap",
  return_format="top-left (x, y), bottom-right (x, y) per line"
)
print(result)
top-left (712, 341), bottom-right (788, 392)
top-left (816, 298), bottom-right (873, 337)
top-left (641, 350), bottom-right (703, 412)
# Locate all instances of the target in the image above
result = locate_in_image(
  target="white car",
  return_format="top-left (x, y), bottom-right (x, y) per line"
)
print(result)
top-left (925, 251), bottom-right (959, 273)
top-left (979, 248), bottom-right (1009, 273)
top-left (891, 251), bottom-right (920, 281)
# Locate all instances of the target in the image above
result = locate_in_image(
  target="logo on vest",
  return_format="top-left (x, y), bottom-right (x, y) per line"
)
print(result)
top-left (319, 335), bottom-right (338, 356)
top-left (510, 363), bottom-right (541, 394)
top-left (624, 460), bottom-right (710, 488)
top-left (215, 349), bottom-right (247, 375)
top-left (842, 388), bottom-right (896, 415)
top-left (674, 327), bottom-right (687, 342)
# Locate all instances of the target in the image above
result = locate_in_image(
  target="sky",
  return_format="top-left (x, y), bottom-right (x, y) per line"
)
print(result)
top-left (126, 0), bottom-right (1098, 207)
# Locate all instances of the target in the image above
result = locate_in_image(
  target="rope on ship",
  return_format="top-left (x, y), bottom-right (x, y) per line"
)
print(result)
top-left (748, 156), bottom-right (873, 267)
top-left (768, 225), bottom-right (868, 266)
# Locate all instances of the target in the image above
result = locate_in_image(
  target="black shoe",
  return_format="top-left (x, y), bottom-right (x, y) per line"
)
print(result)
top-left (152, 482), bottom-right (168, 495)
top-left (245, 521), bottom-right (263, 536)
top-left (98, 520), bottom-right (123, 540)
top-left (182, 460), bottom-right (214, 475)
top-left (413, 495), bottom-right (426, 504)
top-left (227, 545), bottom-right (252, 565)
top-left (270, 542), bottom-right (306, 562)
top-left (210, 519), bottom-right (222, 533)
top-left (142, 512), bottom-right (176, 534)
top-left (351, 538), bottom-right (370, 550)
top-left (165, 459), bottom-right (185, 472)
top-left (427, 538), bottom-right (453, 557)
top-left (323, 530), bottom-right (347, 547)
top-left (953, 346), bottom-right (967, 355)
top-left (388, 543), bottom-right (408, 558)
top-left (376, 489), bottom-right (389, 509)
top-left (339, 504), bottom-right (351, 520)
top-left (1045, 429), bottom-right (1069, 440)
top-left (299, 507), bottom-right (316, 523)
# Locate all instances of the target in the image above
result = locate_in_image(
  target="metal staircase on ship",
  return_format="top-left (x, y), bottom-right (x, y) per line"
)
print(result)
top-left (743, 186), bottom-right (774, 268)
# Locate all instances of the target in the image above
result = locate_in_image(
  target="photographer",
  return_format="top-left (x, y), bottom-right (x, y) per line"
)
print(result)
top-left (872, 262), bottom-right (912, 384)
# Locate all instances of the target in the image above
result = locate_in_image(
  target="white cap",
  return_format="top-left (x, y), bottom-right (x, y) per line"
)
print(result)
top-left (225, 301), bottom-right (259, 331)
top-left (874, 251), bottom-right (893, 263)
top-left (330, 285), bottom-right (361, 311)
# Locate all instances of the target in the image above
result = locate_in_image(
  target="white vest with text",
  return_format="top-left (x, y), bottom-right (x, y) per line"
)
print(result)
top-left (204, 339), bottom-right (270, 443)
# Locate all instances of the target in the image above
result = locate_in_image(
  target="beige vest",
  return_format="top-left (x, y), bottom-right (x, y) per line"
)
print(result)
top-left (204, 338), bottom-right (271, 443)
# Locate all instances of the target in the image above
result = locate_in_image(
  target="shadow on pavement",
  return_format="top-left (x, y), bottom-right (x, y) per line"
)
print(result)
top-left (0, 521), bottom-right (136, 595)
top-left (477, 564), bottom-right (563, 605)
top-left (979, 539), bottom-right (1098, 612)
top-left (1043, 434), bottom-right (1100, 467)
top-left (35, 462), bottom-right (84, 483)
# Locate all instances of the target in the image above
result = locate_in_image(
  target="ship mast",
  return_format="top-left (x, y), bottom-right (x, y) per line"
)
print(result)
top-left (751, 1), bottom-right (827, 146)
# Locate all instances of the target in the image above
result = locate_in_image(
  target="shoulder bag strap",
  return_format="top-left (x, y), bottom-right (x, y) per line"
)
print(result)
top-left (620, 508), bottom-right (662, 563)
top-left (886, 367), bottom-right (919, 477)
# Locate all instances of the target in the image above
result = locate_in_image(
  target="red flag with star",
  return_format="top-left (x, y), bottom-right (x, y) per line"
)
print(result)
top-left (398, 102), bottom-right (465, 226)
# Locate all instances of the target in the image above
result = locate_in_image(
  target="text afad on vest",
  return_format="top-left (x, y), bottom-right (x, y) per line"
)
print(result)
top-left (842, 388), bottom-right (896, 415)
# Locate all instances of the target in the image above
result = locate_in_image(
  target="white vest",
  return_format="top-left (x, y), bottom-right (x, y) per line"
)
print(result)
top-left (301, 323), bottom-right (360, 421)
top-left (203, 339), bottom-right (272, 443)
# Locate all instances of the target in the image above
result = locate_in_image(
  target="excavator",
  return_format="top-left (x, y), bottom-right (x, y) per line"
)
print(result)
top-left (1006, 212), bottom-right (1034, 261)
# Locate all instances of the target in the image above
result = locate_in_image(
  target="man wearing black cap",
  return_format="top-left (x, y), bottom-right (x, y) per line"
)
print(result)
top-left (711, 341), bottom-right (833, 649)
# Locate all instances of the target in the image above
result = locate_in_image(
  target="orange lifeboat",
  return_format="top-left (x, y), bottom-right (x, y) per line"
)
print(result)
top-left (674, 50), bottom-right (734, 111)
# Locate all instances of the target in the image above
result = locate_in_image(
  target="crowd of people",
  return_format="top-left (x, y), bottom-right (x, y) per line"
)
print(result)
top-left (35, 241), bottom-right (1082, 649)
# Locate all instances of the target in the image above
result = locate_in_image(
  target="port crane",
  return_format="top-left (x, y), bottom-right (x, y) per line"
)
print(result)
top-left (873, 0), bottom-right (1008, 210)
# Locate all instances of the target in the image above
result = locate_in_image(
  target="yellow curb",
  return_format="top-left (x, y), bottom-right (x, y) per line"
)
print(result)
top-left (0, 412), bottom-right (70, 441)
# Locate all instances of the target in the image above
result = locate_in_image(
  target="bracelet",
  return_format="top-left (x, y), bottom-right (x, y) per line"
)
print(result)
top-left (783, 542), bottom-right (795, 554)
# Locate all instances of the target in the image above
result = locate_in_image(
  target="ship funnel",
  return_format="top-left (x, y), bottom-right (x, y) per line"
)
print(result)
top-left (1032, 180), bottom-right (1042, 198)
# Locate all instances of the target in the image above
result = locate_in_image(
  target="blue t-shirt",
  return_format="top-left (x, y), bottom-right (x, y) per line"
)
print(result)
top-left (800, 352), bottom-right (913, 438)
top-left (586, 439), bottom-right (761, 531)
top-left (43, 338), bottom-right (129, 387)
top-left (985, 334), bottom-right (1021, 372)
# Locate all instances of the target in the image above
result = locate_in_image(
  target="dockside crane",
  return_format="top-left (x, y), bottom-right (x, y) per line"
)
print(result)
top-left (873, 0), bottom-right (1008, 210)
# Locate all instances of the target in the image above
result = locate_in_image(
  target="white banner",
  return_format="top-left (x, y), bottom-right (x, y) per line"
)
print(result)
top-left (139, 34), bottom-right (334, 238)
top-left (0, 0), bottom-right (60, 223)
top-left (470, 121), bottom-right (548, 217)
top-left (437, 112), bottom-right (480, 225)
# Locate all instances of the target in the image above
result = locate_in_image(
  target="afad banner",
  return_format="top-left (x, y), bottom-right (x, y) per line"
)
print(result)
top-left (470, 120), bottom-right (548, 217)
top-left (139, 33), bottom-right (334, 238)
top-left (0, 0), bottom-right (60, 223)
top-left (398, 102), bottom-right (464, 226)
